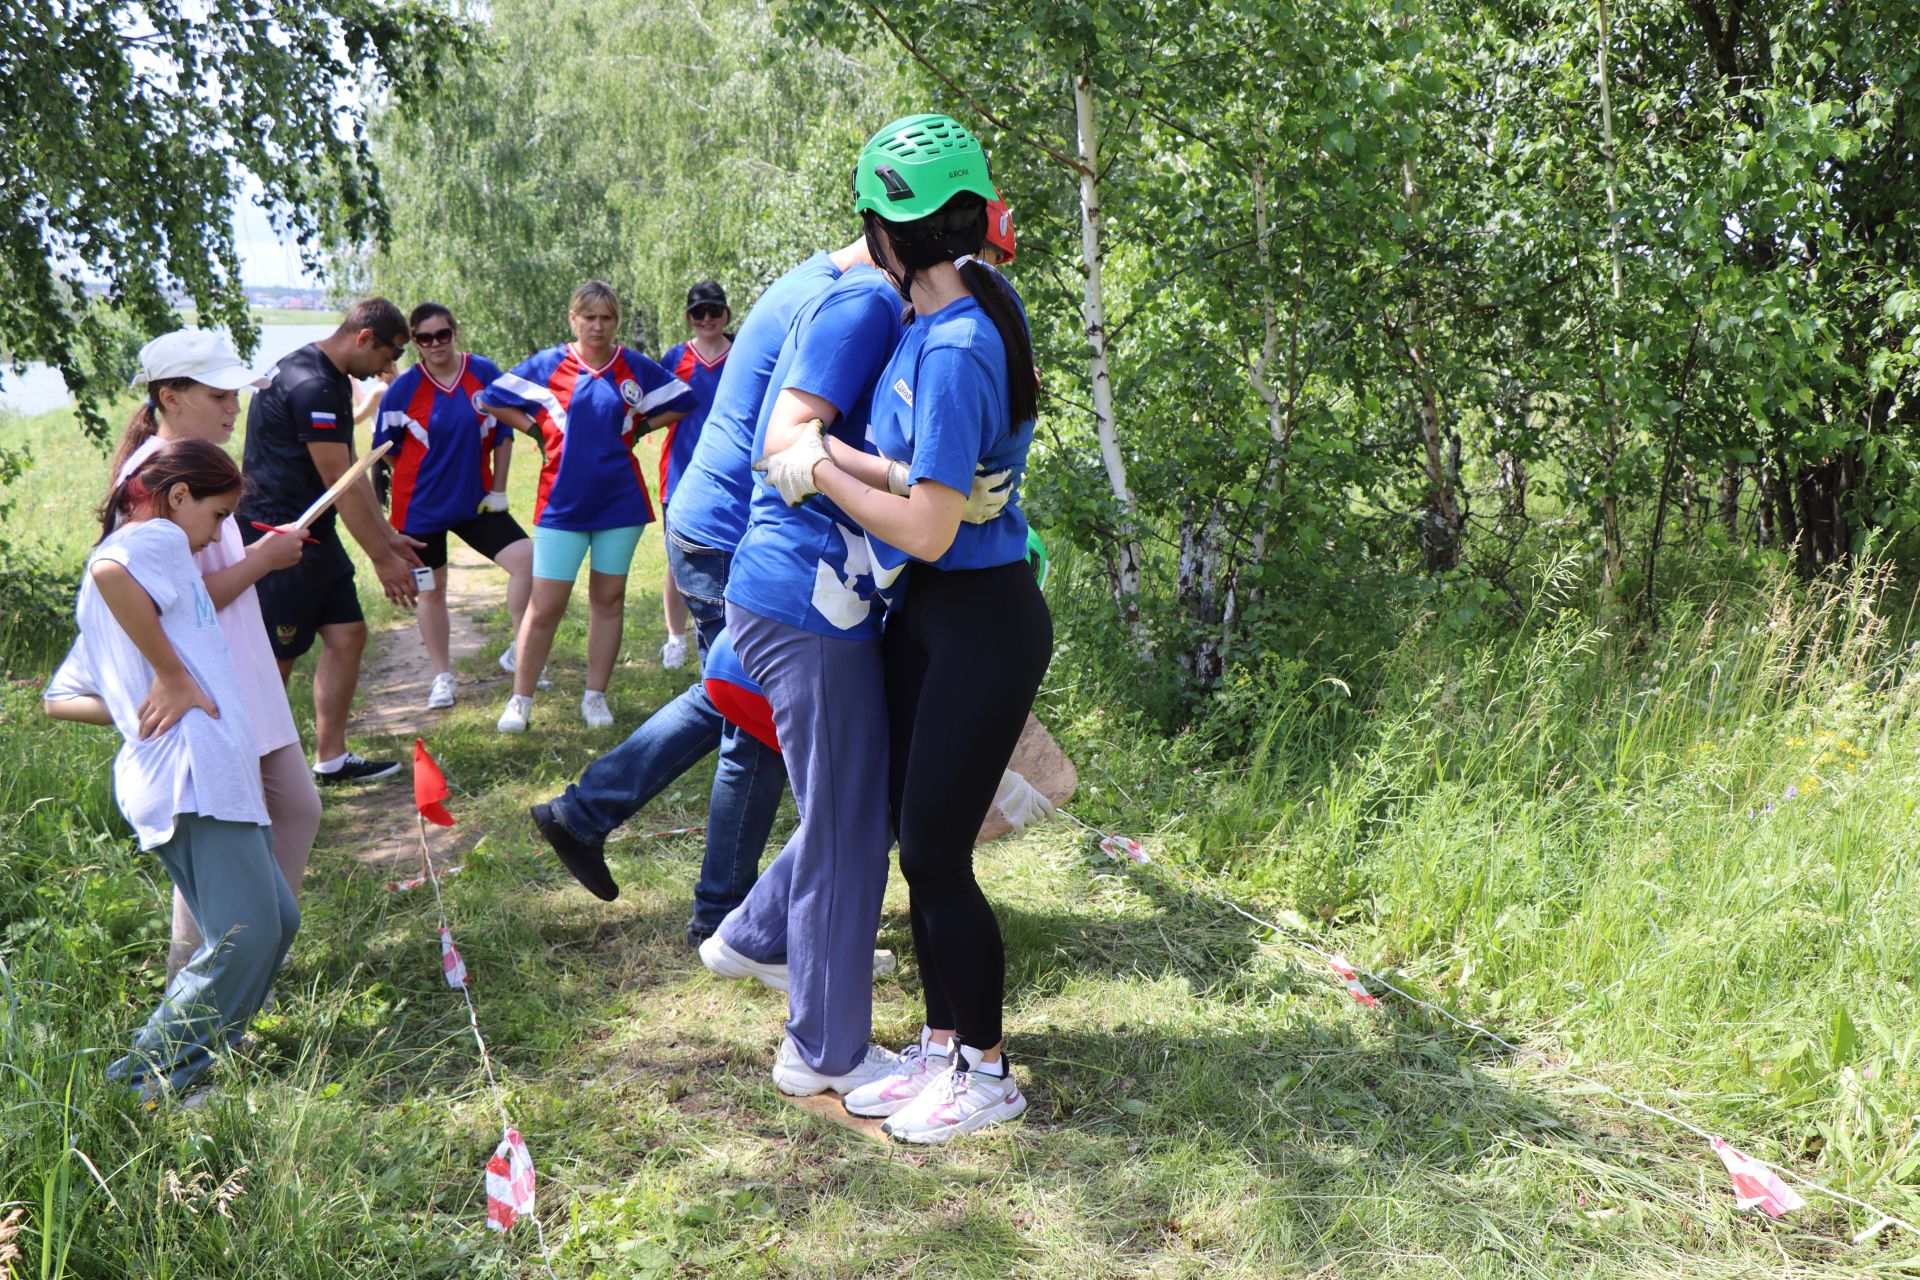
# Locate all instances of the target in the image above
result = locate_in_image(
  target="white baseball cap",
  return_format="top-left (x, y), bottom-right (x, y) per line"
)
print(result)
top-left (134, 330), bottom-right (272, 390)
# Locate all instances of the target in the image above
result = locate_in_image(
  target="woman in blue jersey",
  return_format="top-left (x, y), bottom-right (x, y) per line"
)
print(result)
top-left (478, 281), bottom-right (695, 731)
top-left (751, 115), bottom-right (1048, 1142)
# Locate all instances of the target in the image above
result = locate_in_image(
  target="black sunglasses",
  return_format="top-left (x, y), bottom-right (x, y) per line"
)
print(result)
top-left (372, 332), bottom-right (408, 355)
top-left (413, 327), bottom-right (455, 347)
top-left (687, 304), bottom-right (726, 321)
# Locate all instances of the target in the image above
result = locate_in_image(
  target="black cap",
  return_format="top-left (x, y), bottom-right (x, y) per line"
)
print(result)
top-left (685, 280), bottom-right (729, 312)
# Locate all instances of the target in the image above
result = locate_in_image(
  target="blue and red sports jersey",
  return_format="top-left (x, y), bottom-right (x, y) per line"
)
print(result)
top-left (479, 343), bottom-right (695, 531)
top-left (372, 354), bottom-right (509, 534)
top-left (656, 340), bottom-right (729, 505)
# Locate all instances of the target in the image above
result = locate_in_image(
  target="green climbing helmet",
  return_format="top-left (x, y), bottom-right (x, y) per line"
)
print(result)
top-left (1025, 526), bottom-right (1049, 589)
top-left (852, 114), bottom-right (999, 222)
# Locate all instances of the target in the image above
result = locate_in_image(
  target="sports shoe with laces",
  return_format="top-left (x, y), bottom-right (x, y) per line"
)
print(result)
top-left (771, 1034), bottom-right (900, 1097)
top-left (427, 672), bottom-right (456, 710)
top-left (313, 752), bottom-right (401, 785)
top-left (882, 1054), bottom-right (1027, 1144)
top-left (581, 690), bottom-right (614, 728)
top-left (497, 694), bottom-right (532, 734)
top-left (530, 802), bottom-right (617, 900)
top-left (659, 634), bottom-right (688, 670)
top-left (843, 1030), bottom-right (952, 1118)
top-left (497, 646), bottom-right (550, 689)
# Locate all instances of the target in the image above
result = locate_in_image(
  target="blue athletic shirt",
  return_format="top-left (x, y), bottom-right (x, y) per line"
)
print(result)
top-left (668, 252), bottom-right (843, 552)
top-left (866, 292), bottom-right (1033, 604)
top-left (656, 339), bottom-right (729, 506)
top-left (724, 266), bottom-right (906, 638)
top-left (372, 354), bottom-right (509, 534)
top-left (478, 343), bottom-right (694, 531)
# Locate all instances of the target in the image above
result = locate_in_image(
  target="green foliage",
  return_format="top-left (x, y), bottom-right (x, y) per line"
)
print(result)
top-left (1, 0), bottom-right (481, 439)
top-left (359, 0), bottom-right (908, 363)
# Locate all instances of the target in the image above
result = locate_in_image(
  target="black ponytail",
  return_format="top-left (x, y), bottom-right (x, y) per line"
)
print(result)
top-left (957, 259), bottom-right (1038, 425)
top-left (867, 195), bottom-right (1040, 426)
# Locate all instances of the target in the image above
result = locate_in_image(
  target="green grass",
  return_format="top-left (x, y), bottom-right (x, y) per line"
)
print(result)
top-left (3, 403), bottom-right (1919, 1276)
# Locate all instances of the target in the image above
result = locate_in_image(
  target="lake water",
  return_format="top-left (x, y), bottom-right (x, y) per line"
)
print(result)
top-left (0, 325), bottom-right (339, 416)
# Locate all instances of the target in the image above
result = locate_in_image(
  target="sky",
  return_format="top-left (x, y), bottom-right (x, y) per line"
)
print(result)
top-left (233, 179), bottom-right (329, 290)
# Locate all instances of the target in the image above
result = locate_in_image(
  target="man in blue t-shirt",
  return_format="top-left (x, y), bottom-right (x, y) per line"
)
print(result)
top-left (655, 280), bottom-right (733, 670)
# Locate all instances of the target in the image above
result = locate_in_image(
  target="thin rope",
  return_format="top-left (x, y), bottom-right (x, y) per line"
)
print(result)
top-left (416, 817), bottom-right (563, 1275)
top-left (1056, 807), bottom-right (1917, 1245)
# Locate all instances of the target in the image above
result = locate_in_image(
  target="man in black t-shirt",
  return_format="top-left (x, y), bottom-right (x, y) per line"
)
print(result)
top-left (239, 298), bottom-right (425, 785)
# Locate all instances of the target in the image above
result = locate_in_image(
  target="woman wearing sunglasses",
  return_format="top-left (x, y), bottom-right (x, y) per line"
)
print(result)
top-left (372, 303), bottom-right (536, 711)
top-left (654, 280), bottom-right (733, 670)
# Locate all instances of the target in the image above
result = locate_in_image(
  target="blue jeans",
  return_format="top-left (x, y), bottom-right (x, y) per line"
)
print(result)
top-left (549, 513), bottom-right (787, 935)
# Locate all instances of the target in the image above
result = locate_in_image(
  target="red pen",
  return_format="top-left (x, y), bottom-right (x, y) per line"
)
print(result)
top-left (251, 521), bottom-right (319, 545)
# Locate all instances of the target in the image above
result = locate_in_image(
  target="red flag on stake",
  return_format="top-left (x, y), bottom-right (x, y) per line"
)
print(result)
top-left (414, 738), bottom-right (455, 826)
top-left (485, 1129), bottom-right (537, 1231)
top-left (1711, 1137), bottom-right (1805, 1217)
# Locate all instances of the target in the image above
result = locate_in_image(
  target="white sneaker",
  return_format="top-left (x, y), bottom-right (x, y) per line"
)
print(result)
top-left (882, 1056), bottom-right (1027, 1143)
top-left (497, 646), bottom-right (550, 689)
top-left (772, 1034), bottom-right (899, 1097)
top-left (698, 934), bottom-right (789, 992)
top-left (659, 634), bottom-right (688, 670)
top-left (581, 690), bottom-right (614, 729)
top-left (843, 1032), bottom-right (952, 1118)
top-left (496, 694), bottom-right (532, 734)
top-left (427, 672), bottom-right (456, 710)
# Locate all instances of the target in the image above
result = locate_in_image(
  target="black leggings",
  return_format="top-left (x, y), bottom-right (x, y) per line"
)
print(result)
top-left (884, 559), bottom-right (1052, 1051)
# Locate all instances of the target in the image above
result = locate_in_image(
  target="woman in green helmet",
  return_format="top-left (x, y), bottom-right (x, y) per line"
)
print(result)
top-left (755, 113), bottom-right (1050, 1142)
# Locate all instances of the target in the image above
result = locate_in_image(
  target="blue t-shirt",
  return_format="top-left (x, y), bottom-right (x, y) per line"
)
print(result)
top-left (656, 339), bottom-right (729, 505)
top-left (479, 343), bottom-right (694, 531)
top-left (725, 266), bottom-right (906, 638)
top-left (668, 253), bottom-right (844, 552)
top-left (372, 354), bottom-right (509, 534)
top-left (866, 293), bottom-right (1032, 601)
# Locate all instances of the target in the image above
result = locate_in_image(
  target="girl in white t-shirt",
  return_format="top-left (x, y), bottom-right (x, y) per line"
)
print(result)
top-left (66, 439), bottom-right (299, 1102)
top-left (47, 330), bottom-right (317, 979)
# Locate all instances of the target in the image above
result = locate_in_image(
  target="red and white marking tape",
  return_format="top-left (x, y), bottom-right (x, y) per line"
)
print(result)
top-left (440, 926), bottom-right (470, 989)
top-left (407, 740), bottom-right (560, 1273)
top-left (486, 1129), bottom-right (538, 1231)
top-left (1327, 956), bottom-right (1378, 1007)
top-left (1059, 805), bottom-right (1916, 1243)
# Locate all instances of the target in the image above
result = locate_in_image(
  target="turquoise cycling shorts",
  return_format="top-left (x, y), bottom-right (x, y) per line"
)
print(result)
top-left (531, 524), bottom-right (645, 581)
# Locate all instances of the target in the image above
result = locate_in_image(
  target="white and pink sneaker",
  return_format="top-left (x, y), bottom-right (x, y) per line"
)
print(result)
top-left (842, 1029), bottom-right (952, 1118)
top-left (881, 1046), bottom-right (1027, 1143)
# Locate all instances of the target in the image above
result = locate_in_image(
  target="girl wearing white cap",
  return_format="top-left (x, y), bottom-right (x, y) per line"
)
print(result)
top-left (47, 330), bottom-right (321, 980)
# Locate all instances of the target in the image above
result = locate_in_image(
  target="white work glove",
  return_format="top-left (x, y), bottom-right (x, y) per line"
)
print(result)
top-left (963, 468), bottom-right (1013, 524)
top-left (753, 418), bottom-right (828, 506)
top-left (477, 490), bottom-right (510, 514)
top-left (992, 767), bottom-right (1055, 835)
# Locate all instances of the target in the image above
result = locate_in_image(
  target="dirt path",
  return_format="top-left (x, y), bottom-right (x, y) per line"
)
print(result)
top-left (341, 545), bottom-right (508, 869)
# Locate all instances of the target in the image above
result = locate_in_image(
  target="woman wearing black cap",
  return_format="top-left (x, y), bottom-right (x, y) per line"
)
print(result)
top-left (654, 280), bottom-right (733, 669)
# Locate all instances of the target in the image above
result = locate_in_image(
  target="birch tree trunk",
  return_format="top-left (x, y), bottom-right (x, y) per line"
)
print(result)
top-left (1595, 0), bottom-right (1627, 592)
top-left (1074, 68), bottom-right (1144, 628)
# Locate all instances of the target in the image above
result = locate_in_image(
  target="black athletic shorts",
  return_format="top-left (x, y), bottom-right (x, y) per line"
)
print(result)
top-left (240, 524), bottom-right (362, 661)
top-left (407, 510), bottom-right (530, 570)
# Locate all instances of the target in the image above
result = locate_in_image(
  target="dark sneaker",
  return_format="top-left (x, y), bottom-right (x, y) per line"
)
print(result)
top-left (530, 802), bottom-right (618, 901)
top-left (313, 752), bottom-right (401, 785)
top-left (685, 922), bottom-right (716, 951)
